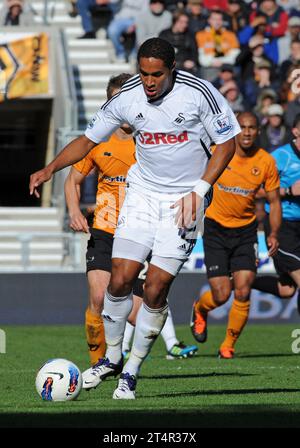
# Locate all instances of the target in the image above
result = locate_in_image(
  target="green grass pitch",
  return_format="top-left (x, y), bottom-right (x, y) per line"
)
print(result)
top-left (1, 323), bottom-right (300, 428)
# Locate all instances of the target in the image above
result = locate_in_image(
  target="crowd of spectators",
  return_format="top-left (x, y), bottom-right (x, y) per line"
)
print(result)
top-left (0, 0), bottom-right (299, 154)
top-left (71, 0), bottom-right (300, 218)
top-left (79, 0), bottom-right (299, 154)
top-left (72, 0), bottom-right (298, 155)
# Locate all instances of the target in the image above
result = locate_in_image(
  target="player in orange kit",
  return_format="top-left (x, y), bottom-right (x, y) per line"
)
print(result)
top-left (191, 111), bottom-right (282, 358)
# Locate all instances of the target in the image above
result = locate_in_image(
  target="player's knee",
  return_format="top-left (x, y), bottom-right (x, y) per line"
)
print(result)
top-left (109, 272), bottom-right (134, 296)
top-left (108, 259), bottom-right (137, 296)
top-left (211, 286), bottom-right (231, 306)
top-left (234, 286), bottom-right (251, 302)
top-left (278, 284), bottom-right (296, 299)
top-left (143, 279), bottom-right (169, 308)
top-left (109, 278), bottom-right (133, 296)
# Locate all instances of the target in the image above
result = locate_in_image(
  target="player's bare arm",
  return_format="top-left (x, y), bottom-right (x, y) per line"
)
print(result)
top-left (201, 138), bottom-right (236, 186)
top-left (172, 137), bottom-right (236, 228)
top-left (29, 135), bottom-right (97, 198)
top-left (265, 188), bottom-right (281, 257)
top-left (64, 167), bottom-right (89, 233)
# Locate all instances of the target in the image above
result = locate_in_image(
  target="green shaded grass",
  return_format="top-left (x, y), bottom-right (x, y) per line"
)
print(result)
top-left (1, 323), bottom-right (300, 427)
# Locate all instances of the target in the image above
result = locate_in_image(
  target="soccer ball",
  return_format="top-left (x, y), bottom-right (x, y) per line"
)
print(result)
top-left (35, 358), bottom-right (82, 401)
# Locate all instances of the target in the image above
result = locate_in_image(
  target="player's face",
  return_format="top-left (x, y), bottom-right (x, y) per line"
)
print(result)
top-left (139, 57), bottom-right (175, 101)
top-left (237, 115), bottom-right (259, 150)
top-left (208, 13), bottom-right (223, 30)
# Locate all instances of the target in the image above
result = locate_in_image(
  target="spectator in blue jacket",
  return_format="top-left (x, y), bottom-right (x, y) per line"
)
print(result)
top-left (77, 0), bottom-right (120, 39)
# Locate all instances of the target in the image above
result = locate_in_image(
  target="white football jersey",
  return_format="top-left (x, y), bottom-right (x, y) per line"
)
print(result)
top-left (85, 70), bottom-right (241, 193)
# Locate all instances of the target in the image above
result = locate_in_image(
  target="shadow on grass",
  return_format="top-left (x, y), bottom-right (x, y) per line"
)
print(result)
top-left (238, 353), bottom-right (296, 359)
top-left (1, 404), bottom-right (300, 428)
top-left (141, 372), bottom-right (255, 380)
top-left (149, 387), bottom-right (300, 399)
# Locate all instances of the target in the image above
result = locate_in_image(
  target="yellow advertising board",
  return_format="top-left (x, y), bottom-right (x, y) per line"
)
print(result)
top-left (0, 32), bottom-right (49, 101)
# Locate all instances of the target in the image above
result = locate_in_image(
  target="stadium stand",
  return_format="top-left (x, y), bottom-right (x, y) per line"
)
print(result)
top-left (0, 208), bottom-right (79, 271)
top-left (30, 0), bottom-right (134, 129)
top-left (0, 0), bottom-right (134, 271)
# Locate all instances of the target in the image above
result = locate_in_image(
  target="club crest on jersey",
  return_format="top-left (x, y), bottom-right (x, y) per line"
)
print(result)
top-left (213, 115), bottom-right (233, 135)
top-left (251, 166), bottom-right (260, 176)
top-left (117, 215), bottom-right (126, 227)
top-left (139, 131), bottom-right (188, 145)
top-left (173, 113), bottom-right (185, 126)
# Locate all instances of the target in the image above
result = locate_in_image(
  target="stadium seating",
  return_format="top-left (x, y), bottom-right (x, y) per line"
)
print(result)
top-left (0, 1), bottom-right (134, 271)
top-left (31, 0), bottom-right (134, 129)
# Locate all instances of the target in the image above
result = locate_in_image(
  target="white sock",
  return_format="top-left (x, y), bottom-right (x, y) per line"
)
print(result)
top-left (124, 302), bottom-right (169, 377)
top-left (122, 322), bottom-right (135, 352)
top-left (102, 290), bottom-right (133, 364)
top-left (160, 309), bottom-right (179, 351)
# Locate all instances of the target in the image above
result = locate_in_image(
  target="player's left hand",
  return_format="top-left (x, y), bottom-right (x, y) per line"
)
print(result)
top-left (267, 234), bottom-right (279, 257)
top-left (171, 191), bottom-right (203, 228)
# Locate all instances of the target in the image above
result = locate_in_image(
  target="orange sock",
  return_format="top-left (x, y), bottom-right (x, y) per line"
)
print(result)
top-left (220, 299), bottom-right (250, 350)
top-left (85, 308), bottom-right (106, 365)
top-left (195, 289), bottom-right (218, 314)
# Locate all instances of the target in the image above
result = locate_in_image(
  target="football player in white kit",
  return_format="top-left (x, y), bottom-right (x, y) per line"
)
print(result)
top-left (30, 38), bottom-right (241, 399)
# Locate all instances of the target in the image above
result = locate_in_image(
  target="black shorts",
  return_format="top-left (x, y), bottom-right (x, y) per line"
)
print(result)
top-left (264, 215), bottom-right (300, 278)
top-left (86, 228), bottom-right (145, 297)
top-left (203, 217), bottom-right (258, 278)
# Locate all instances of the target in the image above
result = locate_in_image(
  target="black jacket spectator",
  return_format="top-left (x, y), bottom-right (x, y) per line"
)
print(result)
top-left (222, 0), bottom-right (248, 33)
top-left (159, 10), bottom-right (199, 74)
top-left (236, 34), bottom-right (275, 82)
top-left (185, 0), bottom-right (209, 35)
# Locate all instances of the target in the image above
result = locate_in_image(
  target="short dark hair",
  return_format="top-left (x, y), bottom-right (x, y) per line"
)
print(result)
top-left (106, 73), bottom-right (133, 99)
top-left (293, 113), bottom-right (300, 128)
top-left (137, 38), bottom-right (175, 69)
top-left (172, 9), bottom-right (189, 26)
top-left (291, 38), bottom-right (300, 45)
top-left (209, 9), bottom-right (223, 18)
top-left (237, 111), bottom-right (260, 128)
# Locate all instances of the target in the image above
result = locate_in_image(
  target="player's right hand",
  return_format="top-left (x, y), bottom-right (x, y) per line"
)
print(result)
top-left (69, 212), bottom-right (89, 233)
top-left (29, 167), bottom-right (53, 198)
top-left (171, 191), bottom-right (202, 228)
top-left (267, 234), bottom-right (279, 257)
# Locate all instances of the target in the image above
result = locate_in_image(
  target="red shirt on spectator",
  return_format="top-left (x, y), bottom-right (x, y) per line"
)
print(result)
top-left (249, 8), bottom-right (288, 38)
top-left (203, 0), bottom-right (228, 11)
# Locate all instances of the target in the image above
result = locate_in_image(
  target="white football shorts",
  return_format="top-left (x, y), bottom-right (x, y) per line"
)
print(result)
top-left (112, 183), bottom-right (206, 275)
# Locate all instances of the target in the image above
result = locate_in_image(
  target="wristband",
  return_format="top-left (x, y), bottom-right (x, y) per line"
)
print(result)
top-left (193, 179), bottom-right (211, 198)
